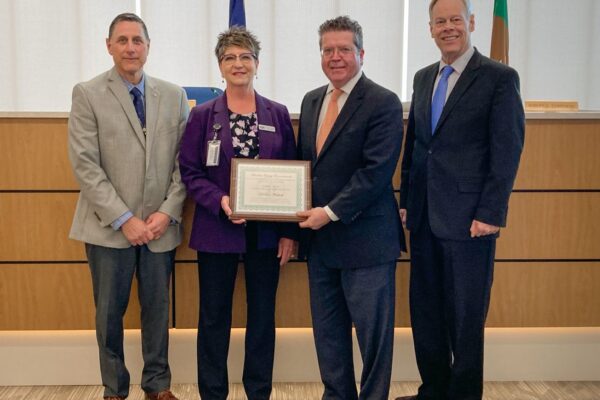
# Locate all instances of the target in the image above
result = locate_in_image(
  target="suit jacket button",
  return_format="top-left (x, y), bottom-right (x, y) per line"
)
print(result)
top-left (428, 150), bottom-right (433, 154)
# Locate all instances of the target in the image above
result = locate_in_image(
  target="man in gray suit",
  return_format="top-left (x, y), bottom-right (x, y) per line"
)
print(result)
top-left (68, 13), bottom-right (188, 400)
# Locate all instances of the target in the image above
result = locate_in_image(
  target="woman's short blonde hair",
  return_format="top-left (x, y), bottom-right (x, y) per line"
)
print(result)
top-left (214, 26), bottom-right (261, 61)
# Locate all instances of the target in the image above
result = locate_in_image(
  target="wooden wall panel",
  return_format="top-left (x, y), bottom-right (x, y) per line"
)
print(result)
top-left (175, 262), bottom-right (314, 329)
top-left (2, 116), bottom-right (600, 330)
top-left (0, 193), bottom-right (85, 261)
top-left (3, 192), bottom-right (598, 262)
top-left (175, 198), bottom-right (198, 261)
top-left (0, 118), bottom-right (76, 190)
top-left (497, 192), bottom-right (600, 259)
top-left (394, 262), bottom-right (412, 326)
top-left (175, 261), bottom-right (600, 328)
top-left (2, 118), bottom-right (599, 191)
top-left (173, 263), bottom-right (199, 328)
top-left (488, 262), bottom-right (600, 327)
top-left (391, 119), bottom-right (600, 191)
top-left (175, 262), bottom-right (412, 329)
top-left (2, 261), bottom-right (597, 330)
top-left (0, 194), bottom-right (197, 262)
top-left (0, 264), bottom-right (142, 330)
top-left (514, 120), bottom-right (600, 190)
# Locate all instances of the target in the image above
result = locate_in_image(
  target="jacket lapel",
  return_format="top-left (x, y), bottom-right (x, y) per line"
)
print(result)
top-left (256, 93), bottom-right (275, 159)
top-left (144, 76), bottom-right (159, 167)
top-left (308, 87), bottom-right (327, 163)
top-left (316, 75), bottom-right (366, 163)
top-left (424, 64), bottom-right (439, 137)
top-left (213, 94), bottom-right (234, 165)
top-left (434, 50), bottom-right (481, 135)
top-left (106, 67), bottom-right (146, 149)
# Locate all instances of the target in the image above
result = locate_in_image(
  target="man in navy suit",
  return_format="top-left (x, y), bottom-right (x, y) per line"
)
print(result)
top-left (396, 1), bottom-right (524, 399)
top-left (296, 16), bottom-right (405, 400)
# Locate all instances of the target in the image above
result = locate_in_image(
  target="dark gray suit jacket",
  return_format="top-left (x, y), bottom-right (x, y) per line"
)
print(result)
top-left (400, 49), bottom-right (525, 240)
top-left (298, 74), bottom-right (406, 268)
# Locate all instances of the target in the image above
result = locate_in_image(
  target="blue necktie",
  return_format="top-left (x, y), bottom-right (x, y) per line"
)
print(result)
top-left (431, 65), bottom-right (454, 133)
top-left (131, 87), bottom-right (145, 128)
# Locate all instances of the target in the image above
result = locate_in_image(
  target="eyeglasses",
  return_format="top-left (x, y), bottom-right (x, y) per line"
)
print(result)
top-left (432, 16), bottom-right (466, 28)
top-left (220, 53), bottom-right (257, 65)
top-left (320, 46), bottom-right (356, 58)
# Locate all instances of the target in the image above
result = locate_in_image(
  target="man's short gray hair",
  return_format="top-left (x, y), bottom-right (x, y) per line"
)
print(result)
top-left (429, 0), bottom-right (473, 19)
top-left (318, 15), bottom-right (363, 50)
top-left (108, 13), bottom-right (149, 41)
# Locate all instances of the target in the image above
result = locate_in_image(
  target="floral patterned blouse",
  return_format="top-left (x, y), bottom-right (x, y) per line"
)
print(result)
top-left (229, 111), bottom-right (259, 159)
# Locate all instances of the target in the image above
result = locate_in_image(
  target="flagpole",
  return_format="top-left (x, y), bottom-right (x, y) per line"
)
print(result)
top-left (490, 0), bottom-right (509, 64)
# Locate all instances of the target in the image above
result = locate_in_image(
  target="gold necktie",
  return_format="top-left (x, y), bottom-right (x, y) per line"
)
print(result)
top-left (316, 88), bottom-right (343, 155)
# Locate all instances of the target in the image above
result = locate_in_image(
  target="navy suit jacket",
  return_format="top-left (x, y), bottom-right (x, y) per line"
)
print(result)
top-left (179, 92), bottom-right (297, 253)
top-left (298, 74), bottom-right (406, 269)
top-left (400, 49), bottom-right (525, 240)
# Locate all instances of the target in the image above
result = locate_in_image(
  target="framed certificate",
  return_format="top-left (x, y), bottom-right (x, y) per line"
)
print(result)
top-left (230, 159), bottom-right (312, 222)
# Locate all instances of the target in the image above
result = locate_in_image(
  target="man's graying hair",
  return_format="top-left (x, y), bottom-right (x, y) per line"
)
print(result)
top-left (318, 16), bottom-right (363, 50)
top-left (429, 0), bottom-right (473, 18)
top-left (108, 13), bottom-right (150, 41)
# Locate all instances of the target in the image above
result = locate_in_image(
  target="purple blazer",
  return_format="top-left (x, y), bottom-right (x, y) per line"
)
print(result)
top-left (179, 92), bottom-right (297, 253)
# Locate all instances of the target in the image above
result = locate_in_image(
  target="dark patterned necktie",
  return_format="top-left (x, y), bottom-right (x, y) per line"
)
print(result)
top-left (131, 87), bottom-right (145, 128)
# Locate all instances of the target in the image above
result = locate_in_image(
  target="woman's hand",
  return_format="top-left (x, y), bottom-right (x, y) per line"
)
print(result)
top-left (277, 238), bottom-right (296, 266)
top-left (221, 195), bottom-right (246, 224)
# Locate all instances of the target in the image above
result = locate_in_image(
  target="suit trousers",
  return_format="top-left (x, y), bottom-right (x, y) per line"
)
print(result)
top-left (409, 214), bottom-right (495, 400)
top-left (86, 243), bottom-right (174, 398)
top-left (307, 250), bottom-right (396, 400)
top-left (196, 223), bottom-right (280, 400)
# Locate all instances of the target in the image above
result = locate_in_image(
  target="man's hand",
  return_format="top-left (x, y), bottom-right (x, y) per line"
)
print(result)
top-left (400, 208), bottom-right (407, 227)
top-left (122, 216), bottom-right (154, 246)
top-left (277, 238), bottom-right (296, 266)
top-left (221, 195), bottom-right (246, 225)
top-left (145, 212), bottom-right (170, 240)
top-left (297, 207), bottom-right (331, 230)
top-left (470, 219), bottom-right (500, 238)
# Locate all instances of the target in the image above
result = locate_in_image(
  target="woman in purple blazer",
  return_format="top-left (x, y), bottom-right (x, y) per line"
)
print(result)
top-left (179, 27), bottom-right (297, 400)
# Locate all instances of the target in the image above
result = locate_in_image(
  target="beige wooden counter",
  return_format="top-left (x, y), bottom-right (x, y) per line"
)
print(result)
top-left (1, 112), bottom-right (599, 329)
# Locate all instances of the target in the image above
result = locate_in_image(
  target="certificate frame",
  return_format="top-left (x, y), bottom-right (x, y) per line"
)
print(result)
top-left (230, 159), bottom-right (311, 222)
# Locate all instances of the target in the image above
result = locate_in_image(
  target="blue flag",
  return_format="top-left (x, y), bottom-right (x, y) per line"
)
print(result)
top-left (229, 0), bottom-right (246, 27)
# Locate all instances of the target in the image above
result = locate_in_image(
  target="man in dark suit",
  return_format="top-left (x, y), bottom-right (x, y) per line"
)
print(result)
top-left (396, 1), bottom-right (524, 399)
top-left (296, 16), bottom-right (405, 400)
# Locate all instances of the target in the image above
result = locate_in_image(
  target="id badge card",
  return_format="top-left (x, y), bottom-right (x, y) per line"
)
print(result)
top-left (206, 140), bottom-right (221, 166)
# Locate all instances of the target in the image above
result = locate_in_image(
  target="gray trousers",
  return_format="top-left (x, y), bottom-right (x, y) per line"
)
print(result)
top-left (86, 243), bottom-right (174, 398)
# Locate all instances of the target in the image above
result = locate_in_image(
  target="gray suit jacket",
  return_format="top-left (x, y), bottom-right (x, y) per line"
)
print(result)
top-left (68, 67), bottom-right (189, 252)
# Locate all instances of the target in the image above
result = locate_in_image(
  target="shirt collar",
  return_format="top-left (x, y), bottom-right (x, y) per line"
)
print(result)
top-left (122, 73), bottom-right (146, 96)
top-left (439, 46), bottom-right (474, 75)
top-left (326, 69), bottom-right (363, 95)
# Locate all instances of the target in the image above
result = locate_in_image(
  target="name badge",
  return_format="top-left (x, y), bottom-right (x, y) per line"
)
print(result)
top-left (258, 124), bottom-right (276, 133)
top-left (206, 140), bottom-right (221, 166)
